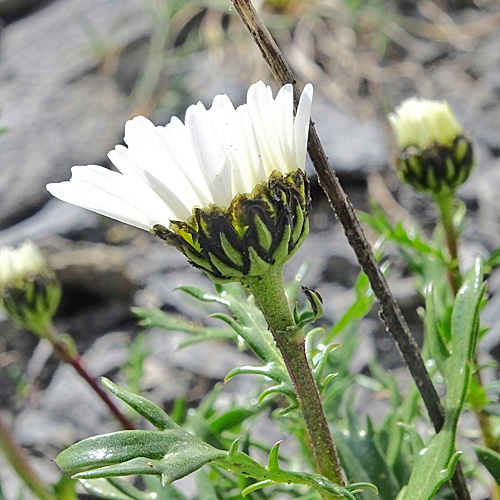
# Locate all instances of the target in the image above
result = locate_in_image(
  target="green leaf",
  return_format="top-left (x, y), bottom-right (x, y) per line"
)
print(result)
top-left (182, 283), bottom-right (294, 404)
top-left (178, 285), bottom-right (232, 306)
top-left (241, 480), bottom-right (274, 496)
top-left (332, 414), bottom-right (400, 500)
top-left (424, 283), bottom-right (450, 376)
top-left (78, 478), bottom-right (151, 500)
top-left (399, 259), bottom-right (485, 500)
top-left (486, 246), bottom-right (500, 270)
top-left (475, 446), bottom-right (500, 485)
top-left (56, 429), bottom-right (225, 484)
top-left (101, 378), bottom-right (175, 431)
top-left (132, 308), bottom-right (237, 345)
top-left (195, 470), bottom-right (220, 500)
top-left (56, 383), bottom-right (227, 487)
top-left (214, 447), bottom-right (359, 499)
top-left (294, 287), bottom-right (323, 328)
top-left (207, 407), bottom-right (261, 435)
top-left (136, 282), bottom-right (296, 407)
top-left (326, 268), bottom-right (376, 341)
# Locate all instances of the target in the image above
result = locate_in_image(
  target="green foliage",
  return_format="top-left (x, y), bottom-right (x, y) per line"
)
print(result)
top-left (398, 260), bottom-right (485, 499)
top-left (475, 446), bottom-right (500, 485)
top-left (333, 414), bottom-right (400, 500)
top-left (359, 203), bottom-right (447, 285)
top-left (217, 440), bottom-right (377, 499)
top-left (78, 477), bottom-right (185, 500)
top-left (56, 380), bottom-right (226, 485)
top-left (55, 381), bottom-right (374, 499)
top-left (136, 282), bottom-right (297, 405)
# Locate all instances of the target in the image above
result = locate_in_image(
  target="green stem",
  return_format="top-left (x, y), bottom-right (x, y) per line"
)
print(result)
top-left (0, 409), bottom-right (55, 500)
top-left (244, 267), bottom-right (345, 490)
top-left (434, 194), bottom-right (499, 453)
top-left (434, 193), bottom-right (461, 296)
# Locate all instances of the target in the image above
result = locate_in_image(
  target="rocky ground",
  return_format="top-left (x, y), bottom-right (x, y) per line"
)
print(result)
top-left (1, 0), bottom-right (500, 498)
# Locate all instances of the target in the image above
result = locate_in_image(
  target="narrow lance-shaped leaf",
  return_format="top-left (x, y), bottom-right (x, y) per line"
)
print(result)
top-left (475, 446), bottom-right (500, 486)
top-left (56, 384), bottom-right (227, 486)
top-left (332, 413), bottom-right (399, 500)
top-left (78, 478), bottom-right (150, 500)
top-left (424, 283), bottom-right (450, 377)
top-left (101, 378), bottom-right (175, 431)
top-left (399, 259), bottom-right (485, 500)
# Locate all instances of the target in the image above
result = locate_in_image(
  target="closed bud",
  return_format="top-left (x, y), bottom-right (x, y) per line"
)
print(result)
top-left (388, 97), bottom-right (474, 196)
top-left (0, 242), bottom-right (61, 336)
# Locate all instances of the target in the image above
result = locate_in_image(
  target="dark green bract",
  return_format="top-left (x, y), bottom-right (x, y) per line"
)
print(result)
top-left (397, 134), bottom-right (473, 196)
top-left (152, 169), bottom-right (310, 282)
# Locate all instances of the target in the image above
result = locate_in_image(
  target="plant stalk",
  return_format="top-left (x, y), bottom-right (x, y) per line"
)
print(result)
top-left (229, 1), bottom-right (471, 497)
top-left (0, 409), bottom-right (55, 500)
top-left (434, 193), bottom-right (461, 296)
top-left (244, 267), bottom-right (345, 491)
top-left (43, 323), bottom-right (135, 430)
top-left (434, 194), bottom-right (499, 453)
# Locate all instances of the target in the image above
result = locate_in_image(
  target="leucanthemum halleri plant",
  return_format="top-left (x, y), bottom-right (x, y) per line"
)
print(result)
top-left (47, 82), bottom-right (348, 488)
top-left (47, 81), bottom-right (313, 283)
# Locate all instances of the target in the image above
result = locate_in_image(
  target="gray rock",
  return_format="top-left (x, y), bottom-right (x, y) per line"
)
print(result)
top-left (13, 332), bottom-right (131, 446)
top-left (0, 199), bottom-right (97, 248)
top-left (311, 96), bottom-right (388, 180)
top-left (147, 327), bottom-right (256, 381)
top-left (0, 0), bottom-right (44, 19)
top-left (0, 0), bottom-right (151, 228)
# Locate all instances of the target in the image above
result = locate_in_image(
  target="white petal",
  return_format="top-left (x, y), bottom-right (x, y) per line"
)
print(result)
top-left (186, 102), bottom-right (232, 207)
top-left (121, 117), bottom-right (205, 212)
top-left (46, 81), bottom-right (315, 234)
top-left (47, 166), bottom-right (174, 230)
top-left (274, 84), bottom-right (295, 171)
top-left (234, 104), bottom-right (267, 189)
top-left (247, 81), bottom-right (288, 176)
top-left (210, 94), bottom-right (264, 198)
top-left (108, 147), bottom-right (191, 221)
top-left (156, 117), bottom-right (212, 207)
top-left (294, 83), bottom-right (313, 171)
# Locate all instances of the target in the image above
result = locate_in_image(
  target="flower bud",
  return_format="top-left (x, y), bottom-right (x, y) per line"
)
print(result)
top-left (0, 242), bottom-right (61, 335)
top-left (388, 97), bottom-right (474, 195)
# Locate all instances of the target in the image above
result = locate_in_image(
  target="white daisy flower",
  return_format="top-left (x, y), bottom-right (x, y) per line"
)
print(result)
top-left (47, 81), bottom-right (313, 232)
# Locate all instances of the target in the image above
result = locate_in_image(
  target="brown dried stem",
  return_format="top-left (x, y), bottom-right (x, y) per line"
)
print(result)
top-left (230, 1), bottom-right (471, 498)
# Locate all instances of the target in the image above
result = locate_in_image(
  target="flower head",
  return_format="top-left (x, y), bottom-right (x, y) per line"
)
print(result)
top-left (0, 242), bottom-right (61, 335)
top-left (388, 97), bottom-right (473, 195)
top-left (47, 82), bottom-right (313, 282)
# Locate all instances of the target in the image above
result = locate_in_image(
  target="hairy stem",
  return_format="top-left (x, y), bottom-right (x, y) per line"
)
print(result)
top-left (434, 193), bottom-right (461, 295)
top-left (244, 267), bottom-right (345, 492)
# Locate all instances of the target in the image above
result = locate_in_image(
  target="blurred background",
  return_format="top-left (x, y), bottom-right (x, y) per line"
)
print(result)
top-left (1, 0), bottom-right (500, 497)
